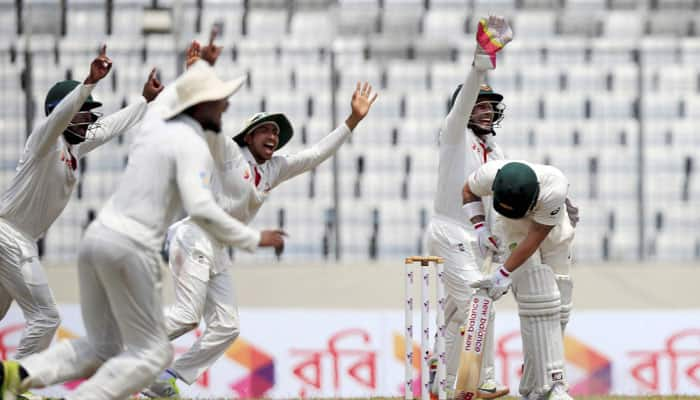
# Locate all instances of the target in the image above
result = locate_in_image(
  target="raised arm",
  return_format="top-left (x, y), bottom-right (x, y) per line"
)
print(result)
top-left (28, 45), bottom-right (113, 157)
top-left (270, 82), bottom-right (378, 186)
top-left (441, 16), bottom-right (512, 145)
top-left (75, 68), bottom-right (162, 157)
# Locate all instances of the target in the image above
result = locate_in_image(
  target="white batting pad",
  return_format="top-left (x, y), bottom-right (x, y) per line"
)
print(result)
top-left (512, 262), bottom-right (566, 398)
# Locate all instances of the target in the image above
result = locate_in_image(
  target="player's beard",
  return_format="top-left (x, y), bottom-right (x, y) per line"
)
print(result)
top-left (201, 119), bottom-right (222, 134)
top-left (468, 122), bottom-right (494, 137)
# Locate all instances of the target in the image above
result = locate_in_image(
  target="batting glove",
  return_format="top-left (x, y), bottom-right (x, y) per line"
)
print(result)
top-left (470, 265), bottom-right (511, 301)
top-left (565, 198), bottom-right (579, 228)
top-left (474, 222), bottom-right (500, 258)
top-left (474, 15), bottom-right (513, 70)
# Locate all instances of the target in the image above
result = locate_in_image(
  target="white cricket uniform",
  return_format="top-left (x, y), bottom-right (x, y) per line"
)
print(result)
top-left (164, 123), bottom-right (353, 384)
top-left (426, 64), bottom-right (505, 389)
top-left (468, 160), bottom-right (575, 398)
top-left (20, 113), bottom-right (260, 400)
top-left (0, 83), bottom-right (148, 359)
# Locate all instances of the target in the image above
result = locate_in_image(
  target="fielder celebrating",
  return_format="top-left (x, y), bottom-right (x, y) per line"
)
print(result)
top-left (144, 42), bottom-right (379, 397)
top-left (0, 44), bottom-right (161, 359)
top-left (426, 16), bottom-right (511, 399)
top-left (0, 60), bottom-right (284, 400)
top-left (463, 160), bottom-right (576, 400)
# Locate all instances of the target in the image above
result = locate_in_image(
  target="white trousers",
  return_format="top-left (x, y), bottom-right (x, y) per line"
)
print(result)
top-left (426, 216), bottom-right (497, 390)
top-left (21, 222), bottom-right (173, 400)
top-left (0, 218), bottom-right (60, 359)
top-left (164, 225), bottom-right (240, 385)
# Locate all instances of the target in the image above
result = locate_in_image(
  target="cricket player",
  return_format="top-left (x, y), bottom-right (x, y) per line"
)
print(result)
top-left (0, 60), bottom-right (286, 400)
top-left (0, 44), bottom-right (161, 359)
top-left (426, 16), bottom-right (512, 399)
top-left (463, 160), bottom-right (576, 400)
top-left (144, 51), bottom-right (379, 396)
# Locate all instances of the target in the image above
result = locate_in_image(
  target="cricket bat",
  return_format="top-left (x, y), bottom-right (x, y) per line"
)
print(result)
top-left (453, 252), bottom-right (494, 400)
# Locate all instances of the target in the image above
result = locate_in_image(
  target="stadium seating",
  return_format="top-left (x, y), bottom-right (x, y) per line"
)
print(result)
top-left (2, 0), bottom-right (700, 263)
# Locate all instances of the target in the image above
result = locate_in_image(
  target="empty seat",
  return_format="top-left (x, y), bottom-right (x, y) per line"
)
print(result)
top-left (600, 11), bottom-right (646, 38)
top-left (519, 65), bottom-right (561, 93)
top-left (544, 93), bottom-right (586, 120)
top-left (590, 93), bottom-right (638, 119)
top-left (380, 5), bottom-right (422, 36)
top-left (431, 63), bottom-right (468, 93)
top-left (646, 11), bottom-right (693, 36)
top-left (200, 0), bottom-right (244, 39)
top-left (566, 65), bottom-right (607, 92)
top-left (590, 40), bottom-right (638, 66)
top-left (565, 0), bottom-right (606, 10)
top-left (235, 38), bottom-right (278, 65)
top-left (280, 38), bottom-right (328, 66)
top-left (337, 62), bottom-right (382, 92)
top-left (337, 0), bottom-right (379, 36)
top-left (547, 38), bottom-right (589, 64)
top-left (386, 61), bottom-right (428, 91)
top-left (289, 10), bottom-right (336, 40)
top-left (680, 37), bottom-right (700, 65)
top-left (512, 11), bottom-right (557, 39)
top-left (641, 94), bottom-right (682, 119)
top-left (246, 9), bottom-right (287, 38)
top-left (293, 63), bottom-right (332, 91)
top-left (401, 118), bottom-right (442, 147)
top-left (422, 9), bottom-right (467, 40)
top-left (248, 65), bottom-right (293, 92)
top-left (640, 37), bottom-right (680, 66)
top-left (610, 64), bottom-right (639, 93)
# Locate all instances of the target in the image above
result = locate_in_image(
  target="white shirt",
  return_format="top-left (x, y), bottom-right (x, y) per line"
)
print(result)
top-left (0, 83), bottom-right (148, 240)
top-left (468, 160), bottom-right (569, 227)
top-left (433, 67), bottom-right (505, 230)
top-left (98, 114), bottom-right (260, 253)
top-left (172, 122), bottom-right (353, 272)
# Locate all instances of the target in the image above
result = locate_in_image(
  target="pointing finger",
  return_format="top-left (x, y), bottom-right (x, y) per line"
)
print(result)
top-left (209, 25), bottom-right (219, 47)
top-left (99, 44), bottom-right (107, 56)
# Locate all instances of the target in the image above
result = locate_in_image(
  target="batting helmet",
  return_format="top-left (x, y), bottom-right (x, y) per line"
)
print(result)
top-left (492, 162), bottom-right (540, 219)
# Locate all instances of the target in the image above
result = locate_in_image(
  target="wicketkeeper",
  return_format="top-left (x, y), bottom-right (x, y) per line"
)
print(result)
top-left (0, 44), bottom-right (160, 359)
top-left (463, 160), bottom-right (576, 400)
top-left (426, 16), bottom-right (512, 399)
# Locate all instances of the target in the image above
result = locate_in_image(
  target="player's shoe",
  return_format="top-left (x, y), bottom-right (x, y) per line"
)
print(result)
top-left (545, 383), bottom-right (573, 400)
top-left (476, 379), bottom-right (510, 399)
top-left (1, 361), bottom-right (27, 400)
top-left (141, 370), bottom-right (180, 399)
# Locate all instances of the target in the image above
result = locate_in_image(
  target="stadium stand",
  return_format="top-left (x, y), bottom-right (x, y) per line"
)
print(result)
top-left (2, 0), bottom-right (700, 264)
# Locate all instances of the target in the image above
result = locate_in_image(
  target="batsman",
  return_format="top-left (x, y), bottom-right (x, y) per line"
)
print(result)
top-left (463, 160), bottom-right (576, 400)
top-left (426, 16), bottom-right (512, 399)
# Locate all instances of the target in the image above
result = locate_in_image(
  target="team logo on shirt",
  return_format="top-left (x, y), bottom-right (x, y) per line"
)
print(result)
top-left (199, 171), bottom-right (212, 188)
top-left (457, 243), bottom-right (466, 252)
top-left (243, 168), bottom-right (250, 180)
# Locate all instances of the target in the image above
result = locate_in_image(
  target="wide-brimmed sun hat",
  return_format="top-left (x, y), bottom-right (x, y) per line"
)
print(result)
top-left (162, 61), bottom-right (246, 120)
